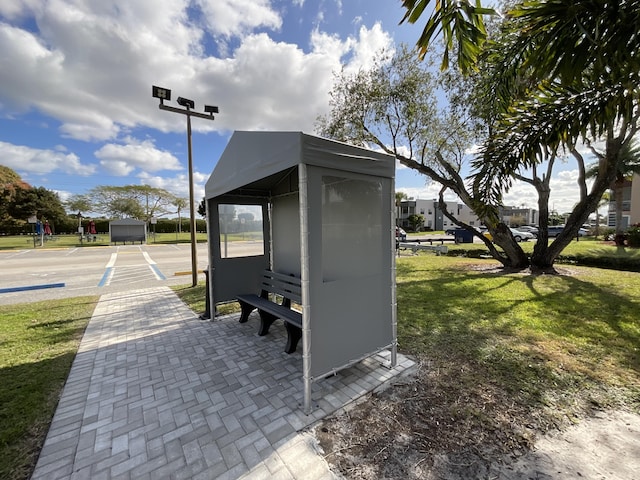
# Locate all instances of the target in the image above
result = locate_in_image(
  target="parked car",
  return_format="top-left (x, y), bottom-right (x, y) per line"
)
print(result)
top-left (509, 228), bottom-right (535, 242)
top-left (516, 225), bottom-right (539, 237)
top-left (395, 226), bottom-right (407, 242)
top-left (547, 225), bottom-right (565, 237)
top-left (546, 225), bottom-right (589, 238)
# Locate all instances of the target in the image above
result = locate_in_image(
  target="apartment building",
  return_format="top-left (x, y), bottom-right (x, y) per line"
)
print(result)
top-left (398, 198), bottom-right (539, 231)
top-left (498, 206), bottom-right (539, 226)
top-left (398, 199), bottom-right (482, 231)
top-left (608, 173), bottom-right (640, 229)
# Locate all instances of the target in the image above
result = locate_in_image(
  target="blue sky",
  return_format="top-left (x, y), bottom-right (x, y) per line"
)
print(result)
top-left (0, 0), bottom-right (590, 217)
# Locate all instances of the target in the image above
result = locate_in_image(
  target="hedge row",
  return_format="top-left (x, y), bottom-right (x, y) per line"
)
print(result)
top-left (1, 218), bottom-right (207, 235)
top-left (446, 248), bottom-right (640, 272)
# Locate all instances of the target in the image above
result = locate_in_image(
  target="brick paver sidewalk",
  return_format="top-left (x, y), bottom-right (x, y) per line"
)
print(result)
top-left (32, 287), bottom-right (414, 480)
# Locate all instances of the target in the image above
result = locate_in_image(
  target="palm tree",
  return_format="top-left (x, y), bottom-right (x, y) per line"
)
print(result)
top-left (400, 0), bottom-right (640, 268)
top-left (586, 140), bottom-right (640, 245)
top-left (172, 197), bottom-right (188, 234)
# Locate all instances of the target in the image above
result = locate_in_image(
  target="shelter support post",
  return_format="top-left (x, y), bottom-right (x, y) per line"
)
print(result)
top-left (390, 178), bottom-right (398, 368)
top-left (205, 199), bottom-right (215, 319)
top-left (299, 163), bottom-right (313, 414)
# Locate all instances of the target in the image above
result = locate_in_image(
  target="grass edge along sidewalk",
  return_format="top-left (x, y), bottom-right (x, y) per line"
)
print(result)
top-left (0, 296), bottom-right (98, 480)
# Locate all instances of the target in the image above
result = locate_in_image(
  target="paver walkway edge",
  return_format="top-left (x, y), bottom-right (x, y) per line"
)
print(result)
top-left (31, 286), bottom-right (415, 480)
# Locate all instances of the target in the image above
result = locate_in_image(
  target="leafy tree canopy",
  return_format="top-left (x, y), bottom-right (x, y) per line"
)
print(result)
top-left (85, 185), bottom-right (180, 221)
top-left (391, 0), bottom-right (640, 269)
top-left (0, 166), bottom-right (66, 231)
top-left (8, 186), bottom-right (67, 227)
top-left (0, 165), bottom-right (27, 187)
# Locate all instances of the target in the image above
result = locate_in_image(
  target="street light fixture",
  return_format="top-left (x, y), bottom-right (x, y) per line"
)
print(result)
top-left (152, 85), bottom-right (218, 287)
top-left (176, 97), bottom-right (195, 109)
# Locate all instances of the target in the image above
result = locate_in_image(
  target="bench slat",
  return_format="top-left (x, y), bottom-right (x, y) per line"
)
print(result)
top-left (260, 271), bottom-right (301, 303)
top-left (236, 270), bottom-right (303, 353)
top-left (236, 294), bottom-right (301, 326)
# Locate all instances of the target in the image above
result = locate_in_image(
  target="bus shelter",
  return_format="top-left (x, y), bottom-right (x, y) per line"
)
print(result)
top-left (109, 218), bottom-right (146, 244)
top-left (204, 131), bottom-right (396, 412)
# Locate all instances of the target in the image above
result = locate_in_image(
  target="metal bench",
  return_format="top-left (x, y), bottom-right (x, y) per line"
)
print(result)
top-left (236, 270), bottom-right (302, 354)
top-left (397, 242), bottom-right (448, 255)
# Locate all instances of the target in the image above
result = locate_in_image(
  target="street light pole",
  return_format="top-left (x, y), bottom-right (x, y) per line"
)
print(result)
top-left (184, 108), bottom-right (198, 288)
top-left (152, 86), bottom-right (218, 287)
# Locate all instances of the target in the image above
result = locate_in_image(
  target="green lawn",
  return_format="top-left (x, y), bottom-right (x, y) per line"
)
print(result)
top-left (396, 255), bottom-right (640, 413)
top-left (441, 236), bottom-right (640, 270)
top-left (0, 296), bottom-right (98, 480)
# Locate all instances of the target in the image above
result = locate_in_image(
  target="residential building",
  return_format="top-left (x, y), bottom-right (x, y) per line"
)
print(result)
top-left (608, 173), bottom-right (640, 229)
top-left (398, 199), bottom-right (481, 231)
top-left (498, 206), bottom-right (538, 226)
top-left (398, 198), bottom-right (539, 231)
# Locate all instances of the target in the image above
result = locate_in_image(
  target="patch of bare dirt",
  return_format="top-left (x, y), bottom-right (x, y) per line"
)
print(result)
top-left (315, 358), bottom-right (620, 480)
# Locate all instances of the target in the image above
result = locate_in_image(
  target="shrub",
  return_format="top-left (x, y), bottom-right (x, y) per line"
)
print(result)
top-left (628, 224), bottom-right (640, 248)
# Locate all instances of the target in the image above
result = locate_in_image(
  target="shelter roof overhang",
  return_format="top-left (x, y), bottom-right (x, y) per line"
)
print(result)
top-left (205, 131), bottom-right (395, 200)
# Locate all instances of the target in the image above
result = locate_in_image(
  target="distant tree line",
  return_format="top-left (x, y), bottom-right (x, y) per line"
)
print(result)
top-left (1, 165), bottom-right (204, 235)
top-left (1, 165), bottom-right (69, 234)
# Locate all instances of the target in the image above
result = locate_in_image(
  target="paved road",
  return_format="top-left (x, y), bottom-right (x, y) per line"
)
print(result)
top-left (0, 243), bottom-right (213, 305)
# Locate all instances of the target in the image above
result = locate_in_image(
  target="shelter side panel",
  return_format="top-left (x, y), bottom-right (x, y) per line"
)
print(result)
top-left (272, 193), bottom-right (301, 276)
top-left (309, 276), bottom-right (393, 378)
top-left (306, 168), bottom-right (394, 379)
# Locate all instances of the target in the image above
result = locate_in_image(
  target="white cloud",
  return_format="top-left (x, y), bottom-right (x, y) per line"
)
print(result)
top-left (0, 0), bottom-right (204, 141)
top-left (334, 0), bottom-right (343, 16)
top-left (53, 189), bottom-right (72, 202)
top-left (137, 170), bottom-right (209, 213)
top-left (0, 2), bottom-right (393, 142)
top-left (195, 24), bottom-right (392, 133)
top-left (196, 0), bottom-right (282, 38)
top-left (95, 138), bottom-right (183, 176)
top-left (0, 141), bottom-right (95, 175)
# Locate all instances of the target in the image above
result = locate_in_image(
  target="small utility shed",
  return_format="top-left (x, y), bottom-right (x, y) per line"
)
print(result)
top-left (204, 131), bottom-right (397, 412)
top-left (109, 219), bottom-right (147, 244)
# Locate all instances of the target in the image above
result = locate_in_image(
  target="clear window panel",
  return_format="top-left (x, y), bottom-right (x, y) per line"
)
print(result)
top-left (219, 204), bottom-right (264, 258)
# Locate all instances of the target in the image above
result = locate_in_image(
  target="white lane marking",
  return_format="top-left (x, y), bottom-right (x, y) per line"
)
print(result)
top-left (142, 251), bottom-right (156, 265)
top-left (106, 253), bottom-right (117, 268)
top-left (142, 251), bottom-right (166, 280)
top-left (4, 250), bottom-right (31, 259)
top-left (64, 248), bottom-right (78, 256)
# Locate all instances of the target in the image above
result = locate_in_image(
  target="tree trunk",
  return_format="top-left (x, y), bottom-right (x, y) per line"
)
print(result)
top-left (490, 224), bottom-right (530, 270)
top-left (613, 177), bottom-right (625, 246)
top-left (531, 178), bottom-right (551, 267)
top-left (531, 137), bottom-right (623, 270)
top-left (437, 192), bottom-right (527, 269)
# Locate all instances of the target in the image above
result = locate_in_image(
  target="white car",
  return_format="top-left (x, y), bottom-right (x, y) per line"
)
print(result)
top-left (510, 228), bottom-right (535, 242)
top-left (516, 225), bottom-right (539, 237)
